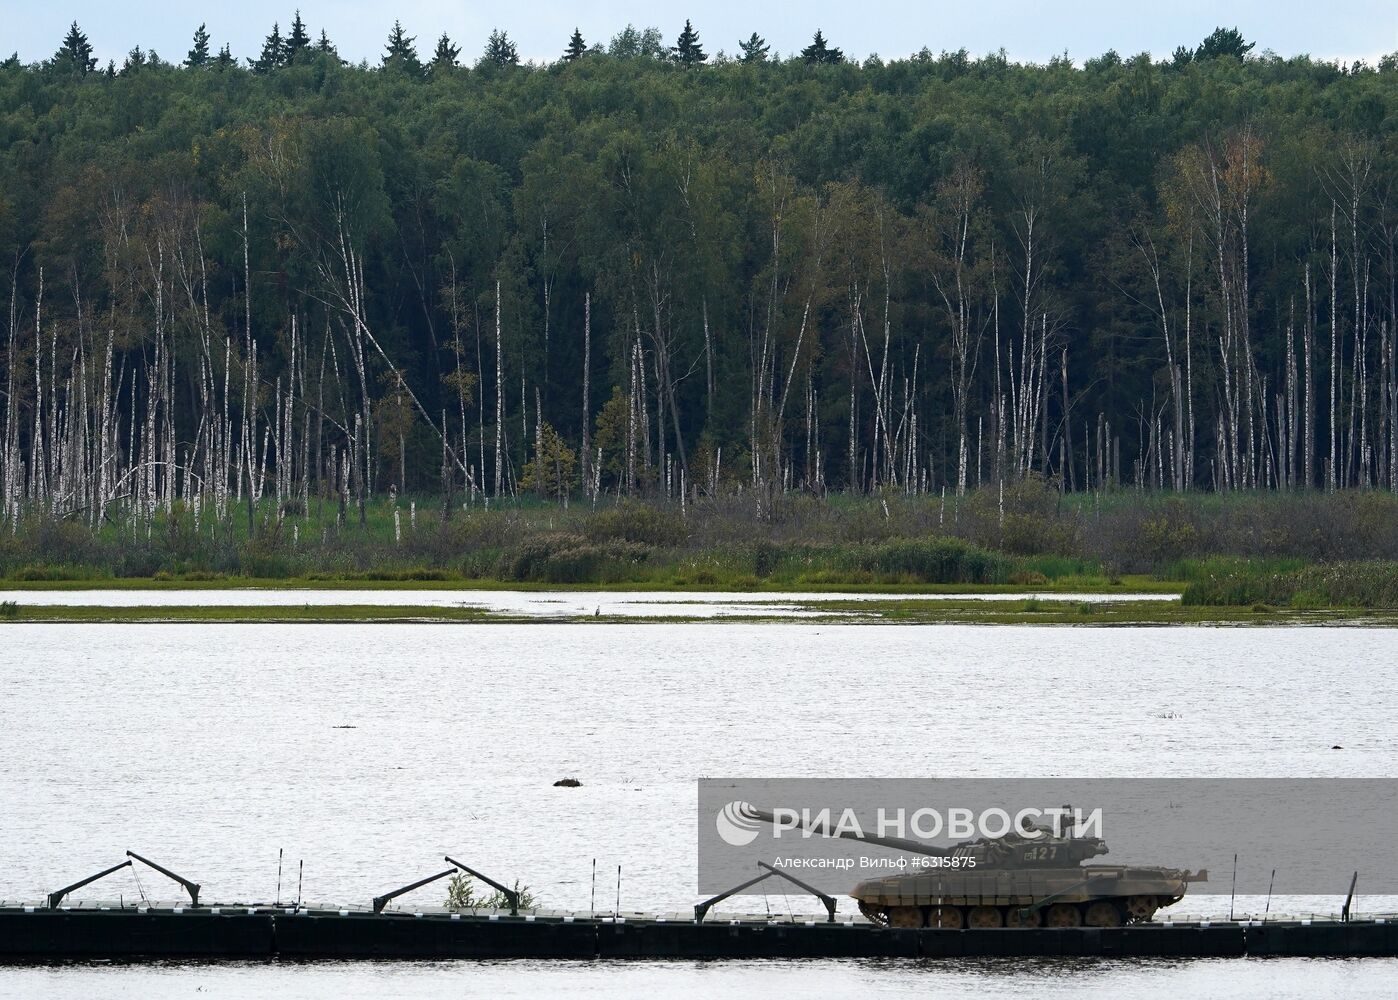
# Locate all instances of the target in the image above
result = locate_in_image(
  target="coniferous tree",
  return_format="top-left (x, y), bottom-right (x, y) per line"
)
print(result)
top-left (286, 11), bottom-right (311, 62)
top-left (185, 23), bottom-right (212, 68)
top-left (564, 28), bottom-right (587, 61)
top-left (1195, 27), bottom-right (1254, 61)
top-left (483, 29), bottom-right (519, 68)
top-left (316, 30), bottom-right (338, 58)
top-left (801, 30), bottom-right (843, 65)
top-left (55, 21), bottom-right (97, 75)
top-left (431, 33), bottom-right (460, 71)
top-left (122, 46), bottom-right (147, 75)
top-left (383, 20), bottom-right (422, 75)
top-left (672, 20), bottom-right (706, 66)
top-left (215, 43), bottom-right (234, 69)
top-left (251, 23), bottom-right (286, 72)
top-left (738, 32), bottom-right (769, 63)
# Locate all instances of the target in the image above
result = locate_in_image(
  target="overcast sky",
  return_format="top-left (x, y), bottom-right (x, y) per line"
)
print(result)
top-left (7, 1), bottom-right (1397, 67)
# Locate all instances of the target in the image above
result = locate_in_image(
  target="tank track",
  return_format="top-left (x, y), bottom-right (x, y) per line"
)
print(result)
top-left (857, 896), bottom-right (1166, 928)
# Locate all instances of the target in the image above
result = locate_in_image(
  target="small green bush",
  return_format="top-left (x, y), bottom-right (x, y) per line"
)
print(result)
top-left (857, 538), bottom-right (1012, 584)
top-left (752, 541), bottom-right (782, 578)
top-left (585, 501), bottom-right (684, 546)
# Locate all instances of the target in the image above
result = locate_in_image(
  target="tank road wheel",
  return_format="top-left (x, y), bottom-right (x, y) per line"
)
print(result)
top-left (927, 905), bottom-right (965, 929)
top-left (966, 905), bottom-right (1004, 928)
top-left (1125, 895), bottom-right (1159, 923)
top-left (1045, 903), bottom-right (1082, 928)
top-left (887, 906), bottom-right (926, 928)
top-left (858, 902), bottom-right (890, 926)
top-left (1006, 906), bottom-right (1043, 928)
top-left (1084, 901), bottom-right (1124, 928)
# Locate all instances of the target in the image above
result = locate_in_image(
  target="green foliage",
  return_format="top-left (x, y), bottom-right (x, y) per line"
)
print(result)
top-left (445, 873), bottom-right (536, 911)
top-left (608, 25), bottom-right (666, 59)
top-left (286, 12), bottom-right (312, 62)
top-left (0, 493), bottom-right (1396, 605)
top-left (496, 532), bottom-right (652, 583)
top-left (1195, 27), bottom-right (1254, 61)
top-left (856, 538), bottom-right (1012, 584)
top-left (801, 30), bottom-right (843, 65)
top-left (738, 33), bottom-right (770, 63)
top-left (251, 23), bottom-right (285, 73)
top-left (54, 22), bottom-right (97, 75)
top-left (752, 540), bottom-right (782, 577)
top-left (483, 29), bottom-right (518, 69)
top-left (672, 21), bottom-right (706, 67)
top-left (2, 35), bottom-right (1398, 510)
top-left (185, 24), bottom-right (212, 69)
top-left (1182, 560), bottom-right (1398, 609)
top-left (584, 501), bottom-right (685, 546)
top-left (564, 29), bottom-right (587, 62)
top-left (383, 20), bottom-right (421, 75)
top-left (521, 423), bottom-right (578, 498)
top-left (431, 33), bottom-right (461, 71)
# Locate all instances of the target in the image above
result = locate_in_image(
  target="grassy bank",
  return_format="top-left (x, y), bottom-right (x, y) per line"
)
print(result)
top-left (1180, 560), bottom-right (1398, 610)
top-left (5, 485), bottom-right (1398, 608)
top-left (2, 597), bottom-right (1392, 626)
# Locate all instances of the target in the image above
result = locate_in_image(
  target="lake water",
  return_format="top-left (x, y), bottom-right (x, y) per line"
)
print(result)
top-left (1, 621), bottom-right (1394, 996)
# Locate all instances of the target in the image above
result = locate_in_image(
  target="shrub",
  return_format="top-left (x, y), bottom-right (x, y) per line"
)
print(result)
top-left (236, 540), bottom-right (294, 579)
top-left (497, 534), bottom-right (584, 581)
top-left (857, 538), bottom-right (1012, 584)
top-left (752, 541), bottom-right (782, 578)
top-left (585, 501), bottom-right (685, 546)
top-left (1008, 570), bottom-right (1048, 586)
top-left (497, 534), bottom-right (651, 583)
top-left (9, 564), bottom-right (89, 581)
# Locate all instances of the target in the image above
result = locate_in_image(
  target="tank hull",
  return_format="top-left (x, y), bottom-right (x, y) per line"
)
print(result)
top-left (853, 865), bottom-right (1194, 928)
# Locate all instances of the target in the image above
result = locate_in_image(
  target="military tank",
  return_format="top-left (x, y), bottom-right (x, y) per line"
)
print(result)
top-left (749, 807), bottom-right (1205, 928)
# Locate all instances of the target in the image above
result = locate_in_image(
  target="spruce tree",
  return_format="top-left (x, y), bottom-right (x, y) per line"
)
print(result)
top-left (672, 20), bottom-right (706, 66)
top-left (483, 29), bottom-right (519, 68)
top-left (215, 44), bottom-right (234, 70)
top-left (316, 30), bottom-right (338, 58)
top-left (738, 32), bottom-right (769, 63)
top-left (383, 20), bottom-right (422, 75)
top-left (55, 21), bottom-right (97, 75)
top-left (564, 28), bottom-right (587, 61)
top-left (286, 11), bottom-right (311, 61)
top-left (431, 33), bottom-right (460, 71)
top-left (185, 23), bottom-right (212, 68)
top-left (801, 30), bottom-right (843, 65)
top-left (250, 23), bottom-right (286, 72)
top-left (123, 46), bottom-right (147, 75)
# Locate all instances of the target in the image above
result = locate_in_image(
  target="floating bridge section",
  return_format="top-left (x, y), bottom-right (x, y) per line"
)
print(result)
top-left (3, 904), bottom-right (1396, 961)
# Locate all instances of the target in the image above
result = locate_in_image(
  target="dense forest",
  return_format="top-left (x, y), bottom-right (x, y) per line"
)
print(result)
top-left (2, 17), bottom-right (1397, 532)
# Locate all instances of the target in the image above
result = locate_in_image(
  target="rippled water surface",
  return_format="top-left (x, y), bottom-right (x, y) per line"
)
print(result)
top-left (1, 622), bottom-right (1393, 996)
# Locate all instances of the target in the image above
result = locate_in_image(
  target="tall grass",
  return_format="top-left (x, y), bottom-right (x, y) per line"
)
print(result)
top-left (1180, 560), bottom-right (1398, 608)
top-left (4, 485), bottom-right (1398, 601)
